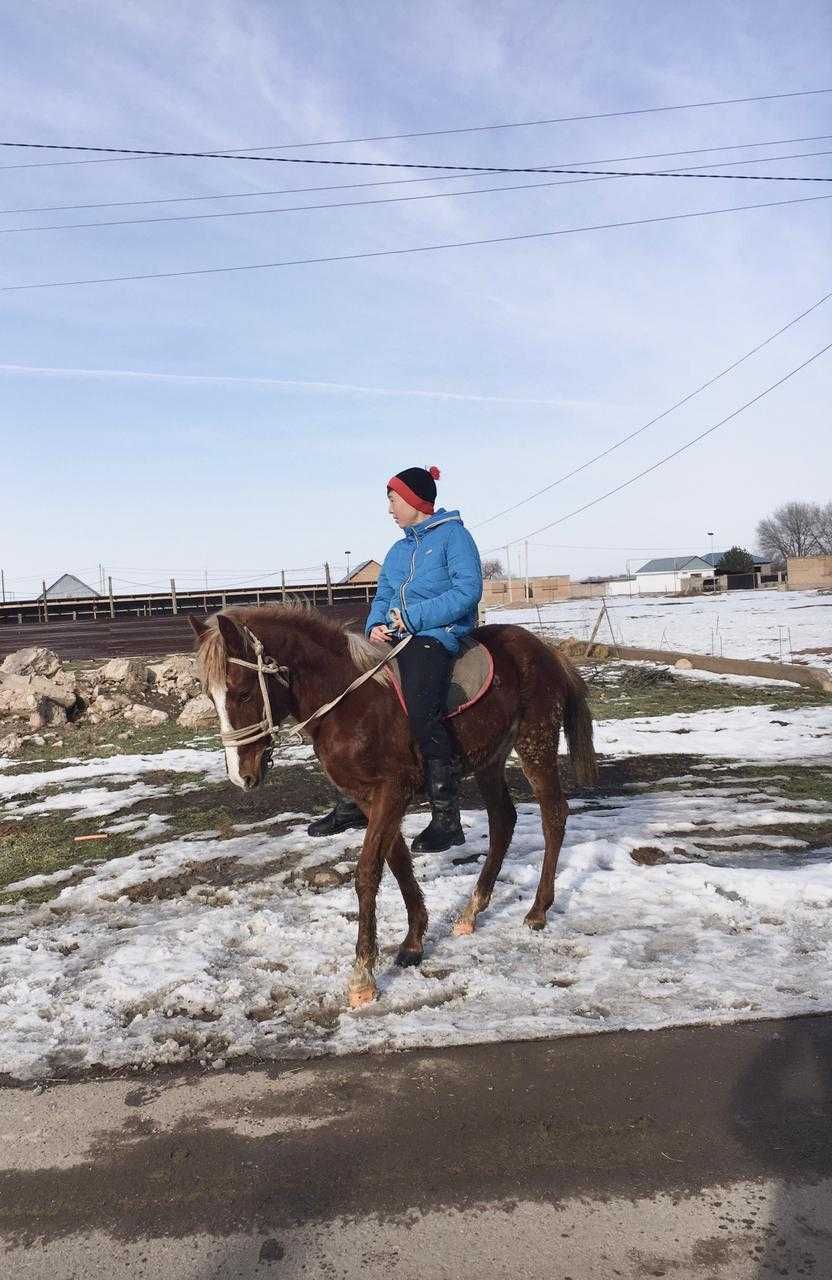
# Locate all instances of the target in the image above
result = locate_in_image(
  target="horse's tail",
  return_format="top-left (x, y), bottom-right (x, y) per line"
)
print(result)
top-left (557, 651), bottom-right (598, 788)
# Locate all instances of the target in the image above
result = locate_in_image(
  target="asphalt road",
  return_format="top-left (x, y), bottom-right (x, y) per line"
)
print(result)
top-left (2, 1014), bottom-right (832, 1278)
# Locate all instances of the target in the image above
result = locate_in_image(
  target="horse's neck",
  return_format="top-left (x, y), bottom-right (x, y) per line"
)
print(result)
top-left (272, 627), bottom-right (352, 723)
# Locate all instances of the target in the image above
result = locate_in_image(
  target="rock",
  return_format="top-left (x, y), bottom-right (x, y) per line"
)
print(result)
top-left (177, 694), bottom-right (216, 728)
top-left (29, 735), bottom-right (45, 747)
top-left (150, 654), bottom-right (201, 700)
top-left (674, 658), bottom-right (693, 670)
top-left (0, 732), bottom-right (23, 757)
top-left (30, 699), bottom-right (68, 728)
top-left (124, 704), bottom-right (168, 728)
top-left (0, 674), bottom-right (76, 716)
top-left (100, 658), bottom-right (148, 692)
top-left (0, 647), bottom-right (61, 678)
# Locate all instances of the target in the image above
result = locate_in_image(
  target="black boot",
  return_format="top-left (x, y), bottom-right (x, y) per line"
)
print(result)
top-left (307, 794), bottom-right (368, 837)
top-left (411, 758), bottom-right (465, 853)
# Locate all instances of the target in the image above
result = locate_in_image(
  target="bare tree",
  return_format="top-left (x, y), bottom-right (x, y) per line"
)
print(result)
top-left (756, 501), bottom-right (827, 564)
top-left (815, 502), bottom-right (832, 555)
top-left (481, 558), bottom-right (504, 579)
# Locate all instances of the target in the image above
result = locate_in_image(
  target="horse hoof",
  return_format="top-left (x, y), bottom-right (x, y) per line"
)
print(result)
top-left (347, 983), bottom-right (377, 1008)
top-left (396, 948), bottom-right (422, 968)
top-left (452, 918), bottom-right (476, 937)
top-left (523, 913), bottom-right (546, 931)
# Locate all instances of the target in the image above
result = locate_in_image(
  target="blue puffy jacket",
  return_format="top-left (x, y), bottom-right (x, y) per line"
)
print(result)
top-left (365, 509), bottom-right (483, 653)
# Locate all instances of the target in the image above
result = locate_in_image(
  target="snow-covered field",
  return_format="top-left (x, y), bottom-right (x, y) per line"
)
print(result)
top-left (489, 587), bottom-right (832, 669)
top-left (1, 689), bottom-right (831, 1081)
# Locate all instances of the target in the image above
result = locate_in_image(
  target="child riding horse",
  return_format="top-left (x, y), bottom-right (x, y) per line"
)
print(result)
top-left (308, 465), bottom-right (483, 854)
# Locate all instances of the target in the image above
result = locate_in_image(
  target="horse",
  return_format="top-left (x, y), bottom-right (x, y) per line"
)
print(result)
top-left (190, 605), bottom-right (597, 1008)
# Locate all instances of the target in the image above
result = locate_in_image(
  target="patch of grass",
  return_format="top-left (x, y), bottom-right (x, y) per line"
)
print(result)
top-left (9, 717), bottom-right (212, 766)
top-left (0, 811), bottom-right (140, 903)
top-left (586, 664), bottom-right (827, 721)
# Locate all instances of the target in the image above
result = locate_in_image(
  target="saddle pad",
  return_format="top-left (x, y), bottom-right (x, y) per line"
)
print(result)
top-left (387, 637), bottom-right (494, 720)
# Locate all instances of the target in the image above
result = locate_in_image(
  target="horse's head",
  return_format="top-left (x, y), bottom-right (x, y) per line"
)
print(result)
top-left (190, 612), bottom-right (291, 791)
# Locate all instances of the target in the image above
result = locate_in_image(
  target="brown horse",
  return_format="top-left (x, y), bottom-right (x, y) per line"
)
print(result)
top-left (190, 606), bottom-right (597, 1008)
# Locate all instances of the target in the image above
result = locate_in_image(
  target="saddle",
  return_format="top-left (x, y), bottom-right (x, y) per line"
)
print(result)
top-left (387, 636), bottom-right (494, 720)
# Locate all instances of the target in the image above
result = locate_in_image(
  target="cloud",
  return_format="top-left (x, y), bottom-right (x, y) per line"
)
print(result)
top-left (0, 361), bottom-right (603, 409)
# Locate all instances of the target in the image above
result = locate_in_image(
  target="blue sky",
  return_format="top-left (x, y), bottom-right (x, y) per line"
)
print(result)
top-left (2, 0), bottom-right (831, 597)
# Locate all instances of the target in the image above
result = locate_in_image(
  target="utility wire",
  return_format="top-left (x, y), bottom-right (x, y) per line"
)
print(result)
top-left (3, 191), bottom-right (829, 294)
top-left (5, 132), bottom-right (829, 216)
top-left (1, 86), bottom-right (830, 169)
top-left (5, 147), bottom-right (830, 237)
top-left (474, 288), bottom-right (832, 530)
top-left (2, 138), bottom-right (831, 183)
top-left (481, 341), bottom-right (832, 554)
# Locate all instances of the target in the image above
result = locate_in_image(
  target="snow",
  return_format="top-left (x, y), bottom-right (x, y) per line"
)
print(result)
top-left (2, 743), bottom-right (832, 1079)
top-left (1, 640), bottom-right (831, 1081)
top-left (594, 703), bottom-right (832, 761)
top-left (490, 588), bottom-right (832, 670)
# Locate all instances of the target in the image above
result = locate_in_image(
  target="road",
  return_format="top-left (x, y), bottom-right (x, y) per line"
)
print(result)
top-left (2, 1014), bottom-right (832, 1278)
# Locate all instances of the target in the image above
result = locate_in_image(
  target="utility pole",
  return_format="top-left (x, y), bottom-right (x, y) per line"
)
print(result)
top-left (344, 550), bottom-right (351, 581)
top-left (505, 545), bottom-right (513, 602)
top-left (524, 540), bottom-right (530, 601)
top-left (0, 568), bottom-right (5, 604)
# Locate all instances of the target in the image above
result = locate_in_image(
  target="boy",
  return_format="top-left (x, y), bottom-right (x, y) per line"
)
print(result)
top-left (308, 465), bottom-right (483, 853)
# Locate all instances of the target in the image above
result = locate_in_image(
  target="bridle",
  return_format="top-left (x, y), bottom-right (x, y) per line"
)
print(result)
top-left (217, 624), bottom-right (412, 750)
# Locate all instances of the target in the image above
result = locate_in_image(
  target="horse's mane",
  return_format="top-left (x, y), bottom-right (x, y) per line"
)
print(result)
top-left (195, 604), bottom-right (391, 688)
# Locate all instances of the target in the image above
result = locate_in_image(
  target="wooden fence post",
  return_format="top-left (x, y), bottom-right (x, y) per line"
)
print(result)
top-left (108, 576), bottom-right (115, 618)
top-left (325, 562), bottom-right (333, 606)
top-left (281, 570), bottom-right (286, 603)
top-left (170, 578), bottom-right (178, 615)
top-left (42, 579), bottom-right (49, 623)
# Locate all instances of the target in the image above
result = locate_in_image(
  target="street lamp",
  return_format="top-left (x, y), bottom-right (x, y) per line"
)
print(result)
top-left (707, 531), bottom-right (715, 561)
top-left (344, 551), bottom-right (351, 581)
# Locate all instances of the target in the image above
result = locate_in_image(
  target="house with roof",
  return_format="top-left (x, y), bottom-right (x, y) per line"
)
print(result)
top-left (44, 573), bottom-right (99, 600)
top-left (634, 556), bottom-right (715, 595)
top-left (340, 559), bottom-right (380, 585)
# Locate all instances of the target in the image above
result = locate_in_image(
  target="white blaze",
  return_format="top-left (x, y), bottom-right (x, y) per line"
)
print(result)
top-left (211, 682), bottom-right (245, 788)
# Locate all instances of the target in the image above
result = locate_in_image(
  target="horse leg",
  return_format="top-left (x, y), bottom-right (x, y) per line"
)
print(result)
top-left (386, 834), bottom-right (429, 966)
top-left (453, 757), bottom-right (516, 936)
top-left (348, 785), bottom-right (406, 1008)
top-left (515, 726), bottom-right (569, 930)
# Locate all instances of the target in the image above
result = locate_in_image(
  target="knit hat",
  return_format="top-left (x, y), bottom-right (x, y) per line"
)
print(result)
top-left (387, 465), bottom-right (441, 515)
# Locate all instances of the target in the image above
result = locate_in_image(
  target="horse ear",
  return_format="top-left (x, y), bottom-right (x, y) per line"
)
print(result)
top-left (216, 613), bottom-right (244, 655)
top-left (188, 615), bottom-right (208, 641)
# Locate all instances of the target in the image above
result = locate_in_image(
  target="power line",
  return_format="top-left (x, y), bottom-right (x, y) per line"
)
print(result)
top-left (5, 147), bottom-right (830, 238)
top-left (482, 341), bottom-right (832, 553)
top-left (1, 86), bottom-right (830, 170)
top-left (3, 190), bottom-right (829, 294)
top-left (5, 132), bottom-right (829, 216)
top-left (2, 138), bottom-right (831, 184)
top-left (473, 288), bottom-right (832, 530)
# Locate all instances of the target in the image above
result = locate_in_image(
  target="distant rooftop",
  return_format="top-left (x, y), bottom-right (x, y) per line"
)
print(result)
top-left (45, 573), bottom-right (99, 599)
top-left (637, 556), bottom-right (713, 575)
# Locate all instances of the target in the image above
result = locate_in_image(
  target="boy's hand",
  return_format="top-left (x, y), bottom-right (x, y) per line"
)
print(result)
top-left (369, 625), bottom-right (391, 645)
top-left (388, 608), bottom-right (406, 633)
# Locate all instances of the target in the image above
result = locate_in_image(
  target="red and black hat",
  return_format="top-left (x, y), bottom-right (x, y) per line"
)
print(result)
top-left (387, 465), bottom-right (441, 515)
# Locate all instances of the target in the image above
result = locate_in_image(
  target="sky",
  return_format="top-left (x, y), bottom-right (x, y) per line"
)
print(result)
top-left (2, 0), bottom-right (831, 598)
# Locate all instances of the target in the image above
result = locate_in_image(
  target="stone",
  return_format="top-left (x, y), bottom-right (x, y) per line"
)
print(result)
top-left (0, 674), bottom-right (74, 717)
top-left (0, 647), bottom-right (61, 678)
top-left (0, 732), bottom-right (23, 757)
top-left (177, 694), bottom-right (216, 728)
top-left (674, 658), bottom-right (693, 670)
top-left (100, 658), bottom-right (148, 692)
top-left (124, 704), bottom-right (168, 728)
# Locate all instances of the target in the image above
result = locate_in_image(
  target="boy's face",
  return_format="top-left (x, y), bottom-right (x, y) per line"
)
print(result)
top-left (388, 489), bottom-right (427, 528)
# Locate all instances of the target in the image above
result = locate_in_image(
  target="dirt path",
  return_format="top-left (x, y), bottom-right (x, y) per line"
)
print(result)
top-left (3, 1015), bottom-right (831, 1278)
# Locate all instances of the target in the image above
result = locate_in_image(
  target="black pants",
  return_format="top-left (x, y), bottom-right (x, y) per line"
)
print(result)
top-left (398, 636), bottom-right (454, 763)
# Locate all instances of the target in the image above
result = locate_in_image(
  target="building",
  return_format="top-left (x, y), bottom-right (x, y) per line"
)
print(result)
top-left (787, 555), bottom-right (832, 591)
top-left (341, 559), bottom-right (381, 585)
top-left (44, 573), bottom-right (99, 599)
top-left (633, 556), bottom-right (716, 595)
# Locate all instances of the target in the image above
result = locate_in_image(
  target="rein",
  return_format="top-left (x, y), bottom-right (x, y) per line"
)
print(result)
top-left (219, 625), bottom-right (412, 749)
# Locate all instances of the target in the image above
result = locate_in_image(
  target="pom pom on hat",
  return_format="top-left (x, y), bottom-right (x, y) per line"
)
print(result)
top-left (387, 465), bottom-right (441, 515)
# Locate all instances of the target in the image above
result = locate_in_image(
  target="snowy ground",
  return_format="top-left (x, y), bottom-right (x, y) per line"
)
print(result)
top-left (1, 690), bottom-right (831, 1081)
top-left (488, 587), bottom-right (832, 670)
